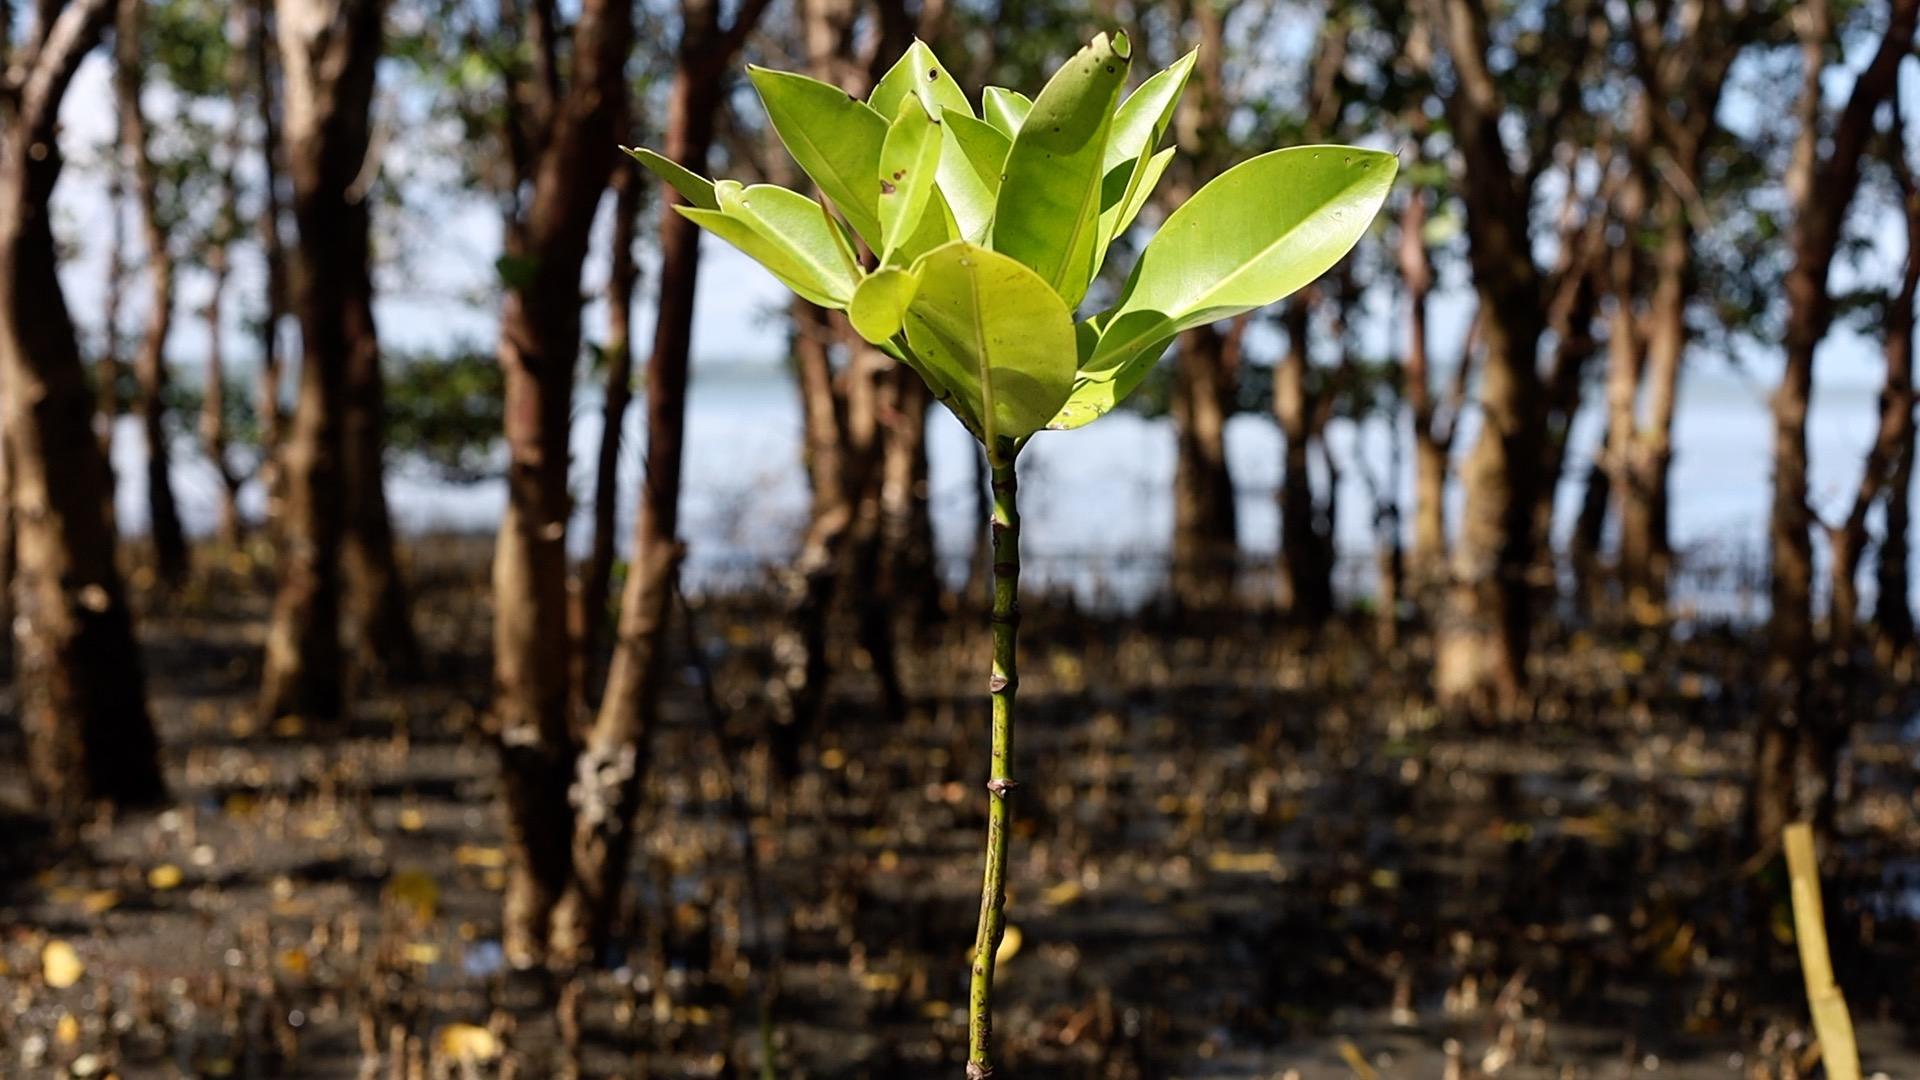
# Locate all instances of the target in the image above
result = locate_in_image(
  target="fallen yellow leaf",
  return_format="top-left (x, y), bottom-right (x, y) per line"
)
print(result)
top-left (43, 940), bottom-right (84, 988)
top-left (434, 1024), bottom-right (500, 1062)
top-left (147, 864), bottom-right (184, 890)
top-left (995, 924), bottom-right (1023, 967)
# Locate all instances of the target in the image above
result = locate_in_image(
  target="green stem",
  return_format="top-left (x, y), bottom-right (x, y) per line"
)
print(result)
top-left (968, 447), bottom-right (1020, 1078)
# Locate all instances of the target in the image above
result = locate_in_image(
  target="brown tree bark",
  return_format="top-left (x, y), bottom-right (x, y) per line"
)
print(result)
top-left (1607, 2), bottom-right (1741, 617)
top-left (1167, 0), bottom-right (1238, 604)
top-left (0, 375), bottom-right (14, 679)
top-left (1, 0), bottom-right (166, 820)
top-left (115, 0), bottom-right (189, 587)
top-left (580, 156), bottom-right (642, 698)
top-left (486, 0), bottom-right (635, 968)
top-left (1827, 116), bottom-right (1920, 658)
top-left (260, 0), bottom-right (384, 726)
top-left (879, 366), bottom-right (940, 627)
top-left (1399, 185), bottom-right (1466, 597)
top-left (552, 0), bottom-right (768, 965)
top-left (201, 17), bottom-right (248, 547)
top-left (1875, 145), bottom-right (1919, 657)
top-left (1274, 302), bottom-right (1333, 621)
top-left (1424, 0), bottom-right (1577, 712)
top-left (251, 0), bottom-right (289, 528)
top-left (1752, 0), bottom-right (1916, 844)
top-left (340, 194), bottom-right (418, 679)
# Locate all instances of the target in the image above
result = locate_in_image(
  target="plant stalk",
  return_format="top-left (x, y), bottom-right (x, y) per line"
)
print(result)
top-left (968, 448), bottom-right (1020, 1077)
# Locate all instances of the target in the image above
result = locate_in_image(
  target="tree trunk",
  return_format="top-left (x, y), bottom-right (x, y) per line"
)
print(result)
top-left (1873, 133), bottom-right (1920, 660)
top-left (1753, 0), bottom-right (1916, 844)
top-left (260, 0), bottom-right (384, 727)
top-left (1, 0), bottom-right (166, 821)
top-left (1170, 325), bottom-right (1238, 605)
top-left (1274, 303), bottom-right (1332, 622)
top-left (1616, 196), bottom-right (1689, 616)
top-left (0, 383), bottom-right (15, 678)
top-left (479, 0), bottom-right (640, 968)
top-left (1436, 312), bottom-right (1545, 712)
top-left (1425, 0), bottom-right (1562, 712)
top-left (554, 0), bottom-right (763, 953)
top-left (340, 231), bottom-right (418, 678)
top-left (1399, 187), bottom-right (1454, 598)
top-left (115, 0), bottom-right (188, 587)
top-left (489, 0), bottom-right (634, 968)
top-left (581, 158), bottom-right (642, 695)
top-left (201, 25), bottom-right (248, 548)
top-left (553, 67), bottom-right (714, 966)
top-left (251, 0), bottom-right (289, 529)
top-left (881, 366), bottom-right (940, 628)
top-left (1568, 431), bottom-right (1611, 616)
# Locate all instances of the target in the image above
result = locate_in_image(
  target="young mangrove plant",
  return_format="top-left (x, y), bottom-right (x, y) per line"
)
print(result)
top-left (629, 31), bottom-right (1393, 1076)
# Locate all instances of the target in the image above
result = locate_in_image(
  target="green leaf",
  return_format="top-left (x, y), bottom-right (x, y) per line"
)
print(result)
top-left (982, 86), bottom-right (1033, 138)
top-left (990, 31), bottom-right (1131, 310)
top-left (901, 242), bottom-right (1077, 441)
top-left (1046, 310), bottom-right (1176, 429)
top-left (870, 39), bottom-right (972, 123)
top-left (1110, 145), bottom-right (1174, 242)
top-left (1094, 50), bottom-right (1193, 258)
top-left (936, 110), bottom-right (1011, 243)
top-left (678, 181), bottom-right (861, 309)
top-left (849, 267), bottom-right (920, 343)
top-left (748, 66), bottom-right (888, 247)
top-left (877, 95), bottom-right (943, 264)
top-left (1089, 145), bottom-right (1397, 381)
top-left (623, 146), bottom-right (719, 210)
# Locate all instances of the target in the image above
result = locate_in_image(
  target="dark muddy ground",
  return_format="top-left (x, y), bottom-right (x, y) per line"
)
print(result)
top-left (2, 542), bottom-right (1918, 1078)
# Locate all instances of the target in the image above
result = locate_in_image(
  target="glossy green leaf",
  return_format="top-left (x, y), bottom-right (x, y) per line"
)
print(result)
top-left (870, 40), bottom-right (972, 123)
top-left (878, 95), bottom-right (943, 264)
top-left (623, 146), bottom-right (718, 210)
top-left (991, 31), bottom-right (1131, 309)
top-left (1088, 145), bottom-right (1397, 378)
top-left (895, 185), bottom-right (961, 265)
top-left (849, 267), bottom-right (920, 343)
top-left (678, 181), bottom-right (860, 309)
top-left (748, 66), bottom-right (888, 247)
top-left (1109, 145), bottom-right (1174, 242)
top-left (936, 110), bottom-right (1011, 242)
top-left (982, 86), bottom-right (1033, 138)
top-left (1094, 51), bottom-right (1193, 258)
top-left (902, 242), bottom-right (1077, 441)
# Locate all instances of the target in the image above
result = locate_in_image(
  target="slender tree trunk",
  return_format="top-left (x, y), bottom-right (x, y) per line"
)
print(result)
top-left (1437, 311), bottom-right (1545, 711)
top-left (1170, 325), bottom-right (1238, 604)
top-left (0, 384), bottom-right (15, 678)
top-left (1873, 135), bottom-right (1920, 659)
top-left (1753, 0), bottom-right (1915, 844)
top-left (201, 30), bottom-right (247, 548)
top-left (1, 0), bottom-right (166, 820)
top-left (115, 0), bottom-right (188, 587)
top-left (1399, 188), bottom-right (1453, 597)
top-left (769, 301), bottom-right (855, 775)
top-left (260, 0), bottom-right (385, 725)
top-left (1569, 431), bottom-right (1611, 615)
top-left (1617, 199), bottom-right (1689, 614)
top-left (552, 66), bottom-right (717, 968)
top-left (1274, 302), bottom-right (1332, 621)
top-left (1425, 0), bottom-right (1564, 712)
top-left (252, 0), bottom-right (289, 529)
top-left (97, 161), bottom-right (125, 475)
top-left (582, 159), bottom-right (642, 693)
top-left (881, 367), bottom-right (940, 627)
top-left (483, 0), bottom-right (634, 968)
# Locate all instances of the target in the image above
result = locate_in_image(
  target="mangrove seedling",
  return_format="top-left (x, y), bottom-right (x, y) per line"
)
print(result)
top-left (627, 31), bottom-right (1394, 1076)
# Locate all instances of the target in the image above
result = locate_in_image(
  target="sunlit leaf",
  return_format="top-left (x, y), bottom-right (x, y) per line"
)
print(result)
top-left (902, 242), bottom-right (1077, 441)
top-left (938, 110), bottom-right (1010, 243)
top-left (878, 95), bottom-right (944, 264)
top-left (991, 31), bottom-right (1131, 309)
top-left (747, 66), bottom-right (888, 245)
top-left (982, 86), bottom-right (1033, 138)
top-left (850, 267), bottom-right (921, 343)
top-left (622, 146), bottom-right (718, 210)
top-left (870, 39), bottom-right (972, 123)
